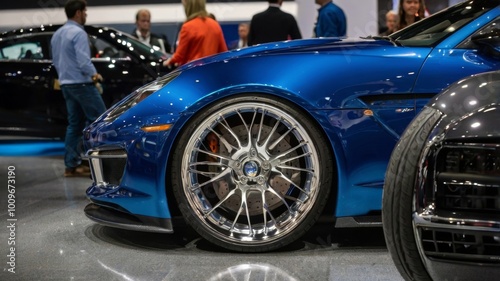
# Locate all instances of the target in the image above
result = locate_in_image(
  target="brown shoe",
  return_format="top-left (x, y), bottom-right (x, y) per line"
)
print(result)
top-left (64, 165), bottom-right (91, 177)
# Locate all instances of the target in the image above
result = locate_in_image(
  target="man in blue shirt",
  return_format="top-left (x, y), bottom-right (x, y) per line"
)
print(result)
top-left (51, 0), bottom-right (106, 177)
top-left (314, 0), bottom-right (347, 38)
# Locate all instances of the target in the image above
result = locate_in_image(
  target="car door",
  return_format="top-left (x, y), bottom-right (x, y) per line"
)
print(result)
top-left (0, 33), bottom-right (65, 137)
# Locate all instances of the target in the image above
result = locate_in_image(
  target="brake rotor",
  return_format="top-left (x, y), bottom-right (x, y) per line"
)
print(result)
top-left (209, 124), bottom-right (300, 216)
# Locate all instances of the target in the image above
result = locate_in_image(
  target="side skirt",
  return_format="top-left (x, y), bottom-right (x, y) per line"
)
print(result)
top-left (335, 216), bottom-right (382, 228)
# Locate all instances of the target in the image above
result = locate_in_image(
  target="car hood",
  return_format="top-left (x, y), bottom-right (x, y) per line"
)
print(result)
top-left (428, 71), bottom-right (500, 117)
top-left (178, 37), bottom-right (395, 70)
top-left (426, 71), bottom-right (500, 140)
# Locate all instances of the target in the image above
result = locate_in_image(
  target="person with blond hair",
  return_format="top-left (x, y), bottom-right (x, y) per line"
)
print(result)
top-left (163, 0), bottom-right (227, 67)
top-left (380, 10), bottom-right (398, 36)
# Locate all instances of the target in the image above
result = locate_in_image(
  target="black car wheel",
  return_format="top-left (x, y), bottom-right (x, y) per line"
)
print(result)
top-left (170, 95), bottom-right (333, 252)
top-left (382, 107), bottom-right (440, 281)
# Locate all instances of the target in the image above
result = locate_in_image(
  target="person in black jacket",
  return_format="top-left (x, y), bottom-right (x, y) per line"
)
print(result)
top-left (131, 9), bottom-right (171, 54)
top-left (248, 0), bottom-right (302, 46)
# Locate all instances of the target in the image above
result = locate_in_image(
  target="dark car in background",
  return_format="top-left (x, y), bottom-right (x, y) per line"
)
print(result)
top-left (0, 25), bottom-right (168, 138)
top-left (383, 71), bottom-right (500, 281)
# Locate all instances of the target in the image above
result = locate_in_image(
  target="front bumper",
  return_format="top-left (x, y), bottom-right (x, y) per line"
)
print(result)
top-left (85, 147), bottom-right (173, 233)
top-left (414, 214), bottom-right (500, 262)
top-left (415, 137), bottom-right (500, 279)
top-left (84, 203), bottom-right (173, 233)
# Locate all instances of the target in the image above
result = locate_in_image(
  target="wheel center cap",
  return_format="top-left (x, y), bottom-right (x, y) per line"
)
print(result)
top-left (243, 161), bottom-right (259, 177)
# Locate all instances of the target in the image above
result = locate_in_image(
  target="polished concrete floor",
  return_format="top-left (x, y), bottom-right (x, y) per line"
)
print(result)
top-left (0, 156), bottom-right (404, 281)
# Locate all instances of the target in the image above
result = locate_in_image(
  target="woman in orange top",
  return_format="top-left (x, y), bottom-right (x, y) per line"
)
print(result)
top-left (164, 0), bottom-right (227, 67)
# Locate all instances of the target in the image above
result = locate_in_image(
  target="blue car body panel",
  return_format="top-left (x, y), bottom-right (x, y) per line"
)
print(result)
top-left (84, 2), bottom-right (500, 221)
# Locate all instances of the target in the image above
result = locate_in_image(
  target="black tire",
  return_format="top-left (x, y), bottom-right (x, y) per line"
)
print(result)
top-left (170, 95), bottom-right (333, 252)
top-left (382, 107), bottom-right (441, 281)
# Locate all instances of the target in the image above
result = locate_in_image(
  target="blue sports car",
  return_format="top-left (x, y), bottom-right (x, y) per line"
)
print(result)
top-left (83, 0), bottom-right (500, 252)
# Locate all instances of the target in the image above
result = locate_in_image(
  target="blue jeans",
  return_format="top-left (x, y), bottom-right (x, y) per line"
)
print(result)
top-left (61, 83), bottom-right (106, 169)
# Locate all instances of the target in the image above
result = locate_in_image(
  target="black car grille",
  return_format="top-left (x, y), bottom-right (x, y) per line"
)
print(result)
top-left (101, 152), bottom-right (126, 186)
top-left (442, 146), bottom-right (500, 175)
top-left (419, 143), bottom-right (500, 263)
top-left (436, 146), bottom-right (500, 214)
top-left (420, 227), bottom-right (500, 262)
top-left (88, 149), bottom-right (127, 186)
top-left (436, 172), bottom-right (500, 213)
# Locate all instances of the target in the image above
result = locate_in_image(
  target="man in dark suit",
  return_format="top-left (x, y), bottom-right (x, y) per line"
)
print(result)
top-left (131, 9), bottom-right (171, 54)
top-left (248, 0), bottom-right (302, 46)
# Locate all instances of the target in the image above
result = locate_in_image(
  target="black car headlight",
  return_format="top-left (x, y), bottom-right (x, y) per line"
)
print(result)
top-left (104, 71), bottom-right (180, 122)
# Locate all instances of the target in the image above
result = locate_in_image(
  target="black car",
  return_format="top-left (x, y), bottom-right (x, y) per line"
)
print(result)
top-left (383, 71), bottom-right (500, 281)
top-left (0, 25), bottom-right (169, 138)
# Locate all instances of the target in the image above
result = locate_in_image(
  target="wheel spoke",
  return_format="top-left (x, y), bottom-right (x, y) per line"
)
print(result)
top-left (276, 164), bottom-right (315, 174)
top-left (280, 152), bottom-right (312, 165)
top-left (237, 109), bottom-right (257, 150)
top-left (193, 147), bottom-right (232, 162)
top-left (218, 114), bottom-right (243, 148)
top-left (272, 141), bottom-right (308, 161)
top-left (242, 190), bottom-right (253, 236)
top-left (230, 202), bottom-right (244, 232)
top-left (204, 188), bottom-right (238, 218)
top-left (261, 191), bottom-right (268, 234)
top-left (189, 161), bottom-right (227, 167)
top-left (256, 109), bottom-right (267, 144)
top-left (283, 194), bottom-right (299, 202)
top-left (193, 166), bottom-right (231, 189)
top-left (188, 169), bottom-right (219, 177)
top-left (229, 192), bottom-right (253, 235)
top-left (268, 126), bottom-right (295, 151)
top-left (261, 117), bottom-right (281, 149)
top-left (265, 183), bottom-right (291, 212)
top-left (236, 109), bottom-right (255, 136)
top-left (271, 169), bottom-right (308, 194)
top-left (263, 203), bottom-right (278, 233)
top-left (208, 128), bottom-right (238, 153)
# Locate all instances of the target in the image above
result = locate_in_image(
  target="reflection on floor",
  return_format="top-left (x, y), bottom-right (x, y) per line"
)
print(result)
top-left (0, 156), bottom-right (403, 281)
top-left (0, 139), bottom-right (64, 156)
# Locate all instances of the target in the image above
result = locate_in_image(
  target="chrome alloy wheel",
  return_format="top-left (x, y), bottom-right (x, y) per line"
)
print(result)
top-left (180, 102), bottom-right (322, 245)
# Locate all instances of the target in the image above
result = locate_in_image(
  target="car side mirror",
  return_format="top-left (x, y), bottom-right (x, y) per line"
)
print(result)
top-left (472, 28), bottom-right (500, 57)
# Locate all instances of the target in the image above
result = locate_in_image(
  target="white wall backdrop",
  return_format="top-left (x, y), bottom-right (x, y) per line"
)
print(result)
top-left (0, 1), bottom-right (379, 38)
top-left (337, 0), bottom-right (379, 37)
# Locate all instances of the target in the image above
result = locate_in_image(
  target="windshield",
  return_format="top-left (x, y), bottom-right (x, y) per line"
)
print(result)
top-left (88, 26), bottom-right (165, 60)
top-left (390, 0), bottom-right (500, 47)
top-left (116, 31), bottom-right (166, 58)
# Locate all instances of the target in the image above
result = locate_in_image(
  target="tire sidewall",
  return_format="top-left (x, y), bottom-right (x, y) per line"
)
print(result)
top-left (382, 107), bottom-right (439, 281)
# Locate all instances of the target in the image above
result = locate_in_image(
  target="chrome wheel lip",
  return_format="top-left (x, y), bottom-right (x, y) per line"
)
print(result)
top-left (181, 102), bottom-right (321, 244)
